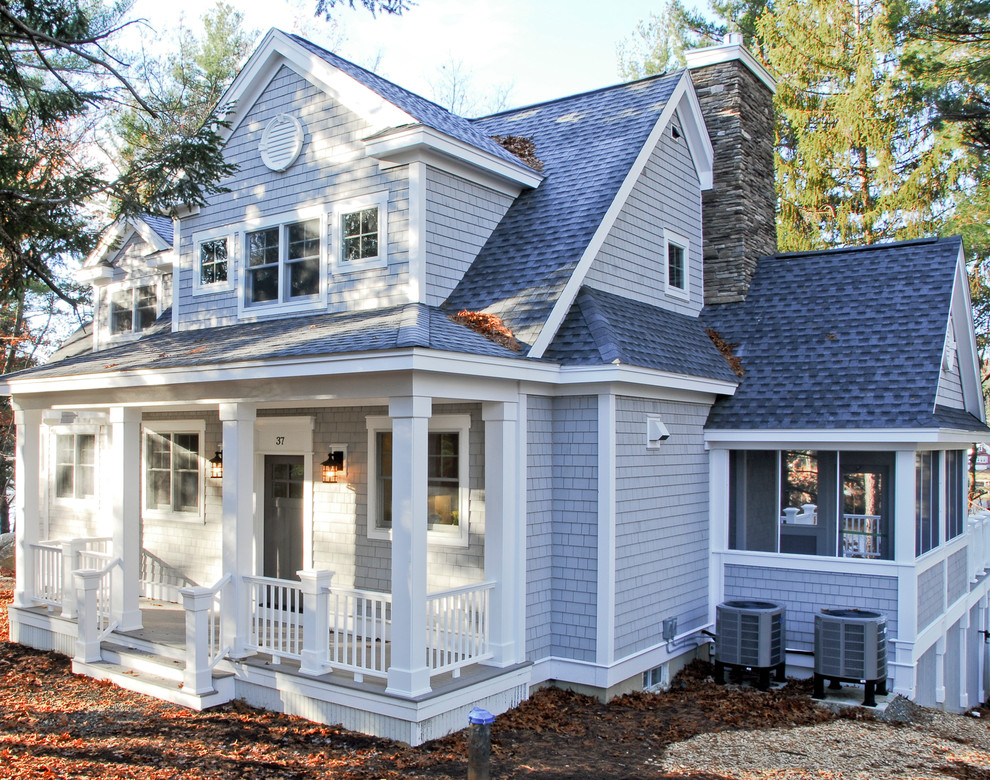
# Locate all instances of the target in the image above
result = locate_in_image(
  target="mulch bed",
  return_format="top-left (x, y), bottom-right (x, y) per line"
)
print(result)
top-left (0, 580), bottom-right (869, 779)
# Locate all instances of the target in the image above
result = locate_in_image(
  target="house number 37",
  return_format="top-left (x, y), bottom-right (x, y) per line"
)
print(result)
top-left (275, 436), bottom-right (285, 446)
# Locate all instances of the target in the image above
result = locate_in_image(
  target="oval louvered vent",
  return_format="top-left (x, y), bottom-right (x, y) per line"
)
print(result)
top-left (260, 114), bottom-right (304, 172)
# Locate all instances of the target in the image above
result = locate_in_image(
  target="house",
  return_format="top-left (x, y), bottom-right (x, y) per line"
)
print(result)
top-left (2, 29), bottom-right (988, 744)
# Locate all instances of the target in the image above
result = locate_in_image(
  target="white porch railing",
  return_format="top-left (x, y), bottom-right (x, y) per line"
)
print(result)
top-left (426, 581), bottom-right (494, 677)
top-left (328, 587), bottom-right (392, 680)
top-left (30, 541), bottom-right (63, 608)
top-left (841, 514), bottom-right (884, 559)
top-left (969, 510), bottom-right (990, 582)
top-left (244, 575), bottom-right (305, 663)
top-left (142, 549), bottom-right (198, 603)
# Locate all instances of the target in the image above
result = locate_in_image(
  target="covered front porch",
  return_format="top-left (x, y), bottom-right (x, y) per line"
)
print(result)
top-left (9, 370), bottom-right (531, 744)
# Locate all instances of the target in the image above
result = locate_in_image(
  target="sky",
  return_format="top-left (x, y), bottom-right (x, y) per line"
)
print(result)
top-left (122, 0), bottom-right (697, 112)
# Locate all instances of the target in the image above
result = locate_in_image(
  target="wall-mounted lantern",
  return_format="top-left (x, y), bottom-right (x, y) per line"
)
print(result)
top-left (321, 450), bottom-right (345, 483)
top-left (208, 450), bottom-right (223, 480)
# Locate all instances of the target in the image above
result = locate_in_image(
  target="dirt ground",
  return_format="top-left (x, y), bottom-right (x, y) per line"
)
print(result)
top-left (0, 579), bottom-right (986, 779)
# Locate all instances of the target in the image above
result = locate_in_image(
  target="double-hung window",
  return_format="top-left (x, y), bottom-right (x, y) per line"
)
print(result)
top-left (110, 284), bottom-right (157, 335)
top-left (192, 228), bottom-right (236, 295)
top-left (334, 194), bottom-right (388, 272)
top-left (663, 230), bottom-right (690, 300)
top-left (54, 433), bottom-right (95, 500)
top-left (144, 422), bottom-right (204, 519)
top-left (246, 218), bottom-right (321, 306)
top-left (367, 414), bottom-right (469, 545)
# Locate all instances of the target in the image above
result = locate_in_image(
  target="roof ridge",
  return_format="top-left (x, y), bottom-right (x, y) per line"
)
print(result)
top-left (473, 70), bottom-right (684, 122)
top-left (772, 236), bottom-right (951, 260)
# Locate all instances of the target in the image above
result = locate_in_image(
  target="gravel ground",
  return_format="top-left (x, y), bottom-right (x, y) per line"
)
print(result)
top-left (660, 706), bottom-right (990, 779)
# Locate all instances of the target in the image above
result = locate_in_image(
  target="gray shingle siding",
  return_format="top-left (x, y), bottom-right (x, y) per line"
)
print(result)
top-left (176, 65), bottom-right (410, 330)
top-left (526, 396), bottom-right (554, 661)
top-left (425, 168), bottom-right (514, 306)
top-left (551, 396), bottom-right (599, 662)
top-left (723, 565), bottom-right (899, 651)
top-left (947, 548), bottom-right (969, 605)
top-left (585, 110), bottom-right (703, 316)
top-left (936, 318), bottom-right (965, 409)
top-left (613, 397), bottom-right (711, 659)
top-left (918, 562), bottom-right (946, 630)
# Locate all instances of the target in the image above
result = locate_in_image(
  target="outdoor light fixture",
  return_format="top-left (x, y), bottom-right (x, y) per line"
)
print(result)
top-left (321, 450), bottom-right (345, 483)
top-left (208, 450), bottom-right (223, 480)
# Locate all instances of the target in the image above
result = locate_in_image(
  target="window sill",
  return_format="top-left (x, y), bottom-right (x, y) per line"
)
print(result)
top-left (368, 526), bottom-right (470, 548)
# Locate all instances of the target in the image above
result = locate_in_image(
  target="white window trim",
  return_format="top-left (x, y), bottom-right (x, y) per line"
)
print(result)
top-left (332, 192), bottom-right (389, 274)
top-left (663, 229), bottom-right (691, 301)
top-left (236, 204), bottom-right (328, 318)
top-left (106, 279), bottom-right (161, 342)
top-left (142, 419), bottom-right (206, 524)
top-left (49, 424), bottom-right (101, 506)
top-left (191, 226), bottom-right (237, 296)
top-left (366, 414), bottom-right (470, 547)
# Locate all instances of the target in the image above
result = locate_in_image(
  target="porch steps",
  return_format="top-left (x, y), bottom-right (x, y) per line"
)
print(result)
top-left (72, 643), bottom-right (235, 711)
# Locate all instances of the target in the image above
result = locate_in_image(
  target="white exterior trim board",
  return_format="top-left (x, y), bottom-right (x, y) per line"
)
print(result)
top-left (706, 428), bottom-right (990, 446)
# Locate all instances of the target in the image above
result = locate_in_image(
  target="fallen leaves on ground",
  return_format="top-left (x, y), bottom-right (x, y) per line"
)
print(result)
top-left (0, 581), bottom-right (982, 779)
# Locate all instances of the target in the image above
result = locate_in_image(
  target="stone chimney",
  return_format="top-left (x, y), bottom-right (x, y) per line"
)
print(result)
top-left (686, 33), bottom-right (778, 305)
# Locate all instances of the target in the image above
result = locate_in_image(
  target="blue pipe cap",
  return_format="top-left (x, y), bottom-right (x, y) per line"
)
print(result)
top-left (468, 706), bottom-right (495, 725)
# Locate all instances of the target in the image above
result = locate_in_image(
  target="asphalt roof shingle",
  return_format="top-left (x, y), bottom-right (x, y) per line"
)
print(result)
top-left (142, 214), bottom-right (173, 246)
top-left (701, 237), bottom-right (986, 431)
top-left (545, 286), bottom-right (737, 382)
top-left (10, 305), bottom-right (525, 382)
top-left (444, 73), bottom-right (684, 348)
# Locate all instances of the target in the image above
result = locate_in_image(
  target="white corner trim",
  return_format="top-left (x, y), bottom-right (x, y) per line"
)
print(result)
top-left (684, 40), bottom-right (777, 94)
top-left (407, 162), bottom-right (427, 304)
top-left (950, 243), bottom-right (986, 423)
top-left (596, 393), bottom-right (617, 668)
top-left (527, 73), bottom-right (698, 359)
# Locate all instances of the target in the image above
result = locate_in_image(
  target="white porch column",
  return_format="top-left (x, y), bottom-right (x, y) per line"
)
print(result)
top-left (12, 406), bottom-right (42, 609)
top-left (483, 400), bottom-right (522, 667)
top-left (109, 406), bottom-right (142, 631)
top-left (220, 402), bottom-right (256, 657)
top-left (386, 395), bottom-right (431, 697)
top-left (892, 449), bottom-right (918, 698)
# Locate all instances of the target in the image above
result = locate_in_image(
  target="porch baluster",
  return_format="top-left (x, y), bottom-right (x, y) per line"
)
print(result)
top-left (299, 569), bottom-right (332, 676)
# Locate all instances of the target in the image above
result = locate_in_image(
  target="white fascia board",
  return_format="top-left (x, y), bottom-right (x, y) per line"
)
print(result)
top-left (717, 549), bottom-right (909, 577)
top-left (146, 251), bottom-right (175, 272)
top-left (363, 124), bottom-right (542, 195)
top-left (558, 363), bottom-right (737, 396)
top-left (131, 217), bottom-right (172, 254)
top-left (684, 41), bottom-right (777, 94)
top-left (81, 221), bottom-right (129, 271)
top-left (677, 81), bottom-right (715, 190)
top-left (527, 73), bottom-right (698, 359)
top-left (3, 348), bottom-right (735, 400)
top-left (950, 243), bottom-right (986, 422)
top-left (219, 29), bottom-right (414, 143)
top-left (705, 427), bottom-right (990, 447)
top-left (76, 265), bottom-right (114, 286)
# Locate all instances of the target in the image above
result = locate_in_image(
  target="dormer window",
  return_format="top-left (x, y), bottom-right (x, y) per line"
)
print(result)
top-left (200, 238), bottom-right (228, 285)
top-left (334, 193), bottom-right (388, 272)
top-left (110, 284), bottom-right (157, 335)
top-left (663, 230), bottom-right (691, 301)
top-left (246, 218), bottom-right (320, 305)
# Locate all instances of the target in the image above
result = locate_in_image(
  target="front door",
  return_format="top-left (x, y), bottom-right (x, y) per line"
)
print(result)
top-left (263, 455), bottom-right (304, 581)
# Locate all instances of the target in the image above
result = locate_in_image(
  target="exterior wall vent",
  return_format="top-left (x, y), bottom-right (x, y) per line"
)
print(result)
top-left (813, 608), bottom-right (888, 706)
top-left (260, 114), bottom-right (305, 172)
top-left (714, 600), bottom-right (785, 690)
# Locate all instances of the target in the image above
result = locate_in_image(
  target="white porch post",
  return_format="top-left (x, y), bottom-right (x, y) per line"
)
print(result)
top-left (483, 400), bottom-right (522, 666)
top-left (386, 395), bottom-right (431, 697)
top-left (109, 406), bottom-right (142, 631)
top-left (180, 586), bottom-right (217, 695)
top-left (892, 449), bottom-right (918, 698)
top-left (12, 405), bottom-right (42, 610)
top-left (219, 402), bottom-right (255, 657)
top-left (60, 538), bottom-right (86, 619)
top-left (299, 569), bottom-right (332, 676)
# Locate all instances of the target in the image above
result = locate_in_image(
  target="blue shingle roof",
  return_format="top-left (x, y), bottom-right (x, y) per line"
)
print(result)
top-left (544, 286), bottom-right (737, 382)
top-left (13, 305), bottom-right (525, 381)
top-left (701, 237), bottom-right (985, 431)
top-left (141, 214), bottom-right (173, 246)
top-left (288, 35), bottom-right (530, 171)
top-left (443, 72), bottom-right (683, 348)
